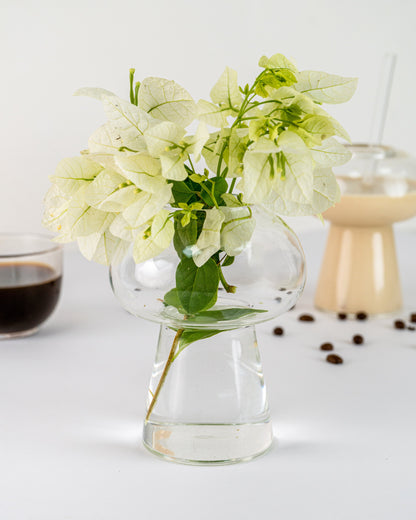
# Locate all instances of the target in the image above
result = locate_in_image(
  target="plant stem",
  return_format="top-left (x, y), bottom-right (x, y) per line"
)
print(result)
top-left (228, 178), bottom-right (237, 193)
top-left (145, 328), bottom-right (184, 422)
top-left (129, 68), bottom-right (135, 105)
top-left (218, 265), bottom-right (236, 293)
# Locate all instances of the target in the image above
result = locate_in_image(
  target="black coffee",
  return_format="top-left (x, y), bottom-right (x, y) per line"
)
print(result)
top-left (0, 263), bottom-right (62, 334)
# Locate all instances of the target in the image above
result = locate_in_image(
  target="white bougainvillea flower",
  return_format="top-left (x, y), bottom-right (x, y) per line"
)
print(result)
top-left (133, 209), bottom-right (174, 264)
top-left (159, 154), bottom-right (187, 181)
top-left (144, 120), bottom-right (186, 157)
top-left (137, 77), bottom-right (196, 127)
top-left (294, 71), bottom-right (358, 104)
top-left (115, 154), bottom-right (167, 193)
top-left (184, 122), bottom-right (209, 162)
top-left (241, 138), bottom-right (280, 203)
top-left (258, 53), bottom-right (298, 73)
top-left (270, 167), bottom-right (340, 216)
top-left (77, 230), bottom-right (130, 265)
top-left (122, 185), bottom-right (172, 228)
top-left (83, 168), bottom-right (138, 212)
top-left (196, 99), bottom-right (228, 128)
top-left (210, 67), bottom-right (243, 113)
top-left (49, 156), bottom-right (103, 197)
top-left (310, 137), bottom-right (352, 167)
top-left (109, 214), bottom-right (148, 243)
top-left (76, 89), bottom-right (158, 154)
top-left (43, 184), bottom-right (71, 236)
top-left (191, 208), bottom-right (224, 267)
top-left (219, 206), bottom-right (255, 257)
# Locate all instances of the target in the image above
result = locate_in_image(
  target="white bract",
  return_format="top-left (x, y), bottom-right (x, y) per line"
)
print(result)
top-left (44, 56), bottom-right (357, 269)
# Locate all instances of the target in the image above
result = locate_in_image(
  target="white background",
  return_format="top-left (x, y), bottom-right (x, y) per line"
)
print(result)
top-left (1, 0), bottom-right (416, 233)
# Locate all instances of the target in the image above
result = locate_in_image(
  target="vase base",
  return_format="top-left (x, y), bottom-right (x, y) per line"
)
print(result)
top-left (143, 420), bottom-right (273, 465)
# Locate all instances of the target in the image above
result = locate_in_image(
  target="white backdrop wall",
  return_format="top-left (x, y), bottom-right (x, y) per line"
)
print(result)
top-left (1, 0), bottom-right (415, 233)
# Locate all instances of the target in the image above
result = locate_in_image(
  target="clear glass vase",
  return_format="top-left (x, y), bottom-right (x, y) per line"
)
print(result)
top-left (143, 325), bottom-right (271, 464)
top-left (110, 206), bottom-right (306, 464)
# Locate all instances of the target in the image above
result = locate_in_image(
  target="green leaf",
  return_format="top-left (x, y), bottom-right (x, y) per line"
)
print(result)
top-left (171, 180), bottom-right (198, 204)
top-left (200, 176), bottom-right (228, 207)
top-left (137, 77), bottom-right (197, 127)
top-left (185, 307), bottom-right (267, 324)
top-left (295, 71), bottom-right (358, 104)
top-left (163, 288), bottom-right (186, 314)
top-left (173, 217), bottom-right (197, 259)
top-left (176, 257), bottom-right (219, 314)
top-left (175, 329), bottom-right (223, 358)
top-left (222, 255), bottom-right (235, 266)
top-left (221, 193), bottom-right (242, 207)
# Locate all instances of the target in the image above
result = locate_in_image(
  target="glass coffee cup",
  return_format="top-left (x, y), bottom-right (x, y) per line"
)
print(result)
top-left (0, 234), bottom-right (63, 338)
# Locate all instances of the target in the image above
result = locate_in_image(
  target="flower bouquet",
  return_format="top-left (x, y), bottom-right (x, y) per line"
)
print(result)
top-left (44, 53), bottom-right (356, 464)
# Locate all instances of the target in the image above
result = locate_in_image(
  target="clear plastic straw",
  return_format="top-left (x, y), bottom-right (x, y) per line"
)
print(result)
top-left (363, 53), bottom-right (397, 185)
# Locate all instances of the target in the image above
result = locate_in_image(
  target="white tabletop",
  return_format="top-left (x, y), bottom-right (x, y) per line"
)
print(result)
top-left (1, 226), bottom-right (416, 520)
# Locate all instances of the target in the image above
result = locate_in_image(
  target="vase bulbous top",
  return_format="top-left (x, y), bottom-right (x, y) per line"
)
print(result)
top-left (110, 206), bottom-right (306, 331)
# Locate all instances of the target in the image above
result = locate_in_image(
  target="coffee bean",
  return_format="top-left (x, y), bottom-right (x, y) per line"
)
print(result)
top-left (320, 342), bottom-right (334, 351)
top-left (326, 354), bottom-right (343, 364)
top-left (407, 326), bottom-right (415, 331)
top-left (273, 327), bottom-right (284, 336)
top-left (337, 313), bottom-right (347, 320)
top-left (410, 313), bottom-right (416, 323)
top-left (356, 312), bottom-right (368, 321)
top-left (352, 334), bottom-right (364, 345)
top-left (394, 320), bottom-right (406, 330)
top-left (298, 314), bottom-right (315, 322)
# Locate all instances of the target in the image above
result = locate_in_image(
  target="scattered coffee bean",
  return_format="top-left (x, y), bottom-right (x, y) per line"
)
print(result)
top-left (407, 326), bottom-right (415, 331)
top-left (273, 327), bottom-right (284, 336)
top-left (326, 354), bottom-right (343, 364)
top-left (394, 320), bottom-right (406, 330)
top-left (298, 314), bottom-right (315, 322)
top-left (320, 342), bottom-right (334, 351)
top-left (337, 312), bottom-right (347, 320)
top-left (410, 313), bottom-right (416, 323)
top-left (356, 312), bottom-right (368, 321)
top-left (352, 334), bottom-right (364, 345)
